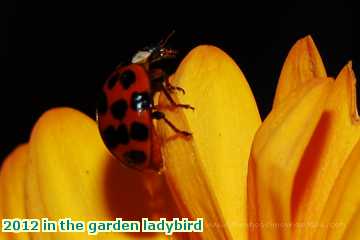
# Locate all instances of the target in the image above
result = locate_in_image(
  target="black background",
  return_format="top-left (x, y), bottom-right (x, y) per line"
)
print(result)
top-left (0, 1), bottom-right (356, 162)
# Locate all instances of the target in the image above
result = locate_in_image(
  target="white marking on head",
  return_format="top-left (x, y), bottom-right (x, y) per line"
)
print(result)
top-left (131, 50), bottom-right (152, 63)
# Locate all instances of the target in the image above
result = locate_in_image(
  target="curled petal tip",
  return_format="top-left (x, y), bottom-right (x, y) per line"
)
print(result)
top-left (273, 36), bottom-right (327, 108)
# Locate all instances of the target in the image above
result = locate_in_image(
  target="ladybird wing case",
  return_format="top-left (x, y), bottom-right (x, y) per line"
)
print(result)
top-left (97, 64), bottom-right (156, 170)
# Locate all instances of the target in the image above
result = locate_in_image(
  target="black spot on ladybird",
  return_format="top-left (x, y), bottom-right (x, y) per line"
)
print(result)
top-left (107, 72), bottom-right (119, 89)
top-left (130, 122), bottom-right (149, 141)
top-left (111, 99), bottom-right (128, 120)
top-left (120, 70), bottom-right (136, 89)
top-left (117, 124), bottom-right (130, 144)
top-left (102, 126), bottom-right (118, 149)
top-left (102, 124), bottom-right (130, 149)
top-left (131, 91), bottom-right (151, 112)
top-left (123, 150), bottom-right (147, 165)
top-left (97, 90), bottom-right (108, 114)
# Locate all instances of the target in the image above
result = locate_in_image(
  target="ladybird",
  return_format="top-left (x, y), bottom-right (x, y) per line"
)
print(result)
top-left (96, 31), bottom-right (193, 172)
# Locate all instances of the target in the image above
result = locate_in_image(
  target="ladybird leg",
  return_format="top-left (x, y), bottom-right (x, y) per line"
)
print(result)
top-left (165, 77), bottom-right (185, 94)
top-left (161, 85), bottom-right (195, 110)
top-left (150, 69), bottom-right (185, 94)
top-left (151, 111), bottom-right (192, 136)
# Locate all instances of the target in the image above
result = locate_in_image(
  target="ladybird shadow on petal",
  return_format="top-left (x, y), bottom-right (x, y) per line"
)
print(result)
top-left (103, 154), bottom-right (178, 238)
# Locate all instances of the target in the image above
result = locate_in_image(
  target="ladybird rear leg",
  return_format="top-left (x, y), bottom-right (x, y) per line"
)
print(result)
top-left (152, 111), bottom-right (192, 136)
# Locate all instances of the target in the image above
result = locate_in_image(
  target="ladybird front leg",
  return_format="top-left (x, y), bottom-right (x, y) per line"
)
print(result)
top-left (161, 85), bottom-right (195, 110)
top-left (151, 111), bottom-right (192, 136)
top-left (165, 77), bottom-right (185, 94)
top-left (150, 68), bottom-right (185, 94)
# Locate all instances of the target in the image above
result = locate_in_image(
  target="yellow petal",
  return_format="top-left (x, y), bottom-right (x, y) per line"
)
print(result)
top-left (0, 165), bottom-right (4, 240)
top-left (157, 45), bottom-right (261, 239)
top-left (0, 201), bottom-right (3, 239)
top-left (0, 144), bottom-right (30, 240)
top-left (0, 229), bottom-right (5, 240)
top-left (313, 134), bottom-right (360, 239)
top-left (343, 207), bottom-right (360, 240)
top-left (249, 77), bottom-right (332, 239)
top-left (273, 35), bottom-right (327, 108)
top-left (293, 62), bottom-right (360, 239)
top-left (26, 107), bottom-right (177, 239)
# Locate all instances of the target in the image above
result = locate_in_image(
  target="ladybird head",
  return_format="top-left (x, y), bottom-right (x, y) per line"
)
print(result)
top-left (131, 30), bottom-right (177, 64)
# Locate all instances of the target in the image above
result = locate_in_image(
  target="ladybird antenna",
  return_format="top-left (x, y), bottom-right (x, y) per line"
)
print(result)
top-left (159, 30), bottom-right (175, 48)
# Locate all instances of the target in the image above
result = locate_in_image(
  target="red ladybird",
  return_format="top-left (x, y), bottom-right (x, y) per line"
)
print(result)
top-left (96, 32), bottom-right (193, 172)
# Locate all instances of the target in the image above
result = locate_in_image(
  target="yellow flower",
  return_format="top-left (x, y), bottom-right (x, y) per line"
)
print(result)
top-left (1, 36), bottom-right (359, 240)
